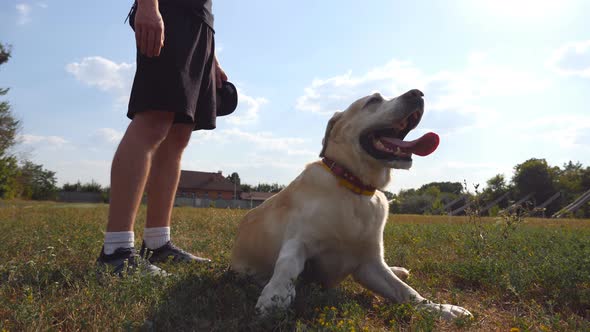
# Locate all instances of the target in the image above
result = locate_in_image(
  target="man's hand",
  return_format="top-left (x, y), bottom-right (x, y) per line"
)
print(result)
top-left (215, 57), bottom-right (228, 89)
top-left (134, 0), bottom-right (164, 58)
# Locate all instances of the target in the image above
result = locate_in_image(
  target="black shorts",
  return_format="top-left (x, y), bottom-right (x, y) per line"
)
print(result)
top-left (127, 2), bottom-right (217, 130)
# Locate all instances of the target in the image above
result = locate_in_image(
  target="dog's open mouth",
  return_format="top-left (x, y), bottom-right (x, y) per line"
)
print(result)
top-left (360, 111), bottom-right (439, 162)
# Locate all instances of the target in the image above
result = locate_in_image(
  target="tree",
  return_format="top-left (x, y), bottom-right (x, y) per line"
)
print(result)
top-left (18, 161), bottom-right (58, 200)
top-left (480, 174), bottom-right (511, 210)
top-left (556, 161), bottom-right (583, 194)
top-left (383, 190), bottom-right (394, 201)
top-left (418, 182), bottom-right (463, 195)
top-left (555, 161), bottom-right (590, 218)
top-left (388, 194), bottom-right (401, 214)
top-left (225, 172), bottom-right (241, 199)
top-left (0, 44), bottom-right (10, 64)
top-left (581, 166), bottom-right (590, 191)
top-left (398, 192), bottom-right (432, 214)
top-left (226, 172), bottom-right (240, 185)
top-left (423, 185), bottom-right (444, 214)
top-left (253, 183), bottom-right (285, 193)
top-left (63, 180), bottom-right (103, 192)
top-left (0, 43), bottom-right (21, 199)
top-left (512, 158), bottom-right (558, 212)
top-left (62, 181), bottom-right (84, 192)
top-left (0, 156), bottom-right (20, 198)
top-left (240, 183), bottom-right (252, 193)
top-left (0, 43), bottom-right (18, 156)
top-left (486, 174), bottom-right (508, 194)
top-left (81, 180), bottom-right (102, 192)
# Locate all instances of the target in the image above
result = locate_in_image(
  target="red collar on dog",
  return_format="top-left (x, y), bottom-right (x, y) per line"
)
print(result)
top-left (321, 157), bottom-right (376, 196)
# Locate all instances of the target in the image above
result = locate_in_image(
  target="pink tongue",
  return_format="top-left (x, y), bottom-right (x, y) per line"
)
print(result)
top-left (381, 132), bottom-right (440, 156)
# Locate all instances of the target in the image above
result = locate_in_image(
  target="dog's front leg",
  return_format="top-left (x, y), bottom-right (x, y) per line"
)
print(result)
top-left (354, 259), bottom-right (472, 320)
top-left (255, 239), bottom-right (306, 315)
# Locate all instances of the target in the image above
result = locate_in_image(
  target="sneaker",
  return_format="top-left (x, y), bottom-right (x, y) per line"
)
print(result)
top-left (140, 241), bottom-right (211, 264)
top-left (96, 246), bottom-right (167, 277)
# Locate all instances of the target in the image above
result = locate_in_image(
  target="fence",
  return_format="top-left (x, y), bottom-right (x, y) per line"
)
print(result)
top-left (174, 197), bottom-right (264, 209)
top-left (57, 191), bottom-right (266, 209)
top-left (58, 191), bottom-right (103, 203)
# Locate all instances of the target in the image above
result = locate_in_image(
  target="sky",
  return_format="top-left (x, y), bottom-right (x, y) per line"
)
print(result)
top-left (1, 0), bottom-right (589, 194)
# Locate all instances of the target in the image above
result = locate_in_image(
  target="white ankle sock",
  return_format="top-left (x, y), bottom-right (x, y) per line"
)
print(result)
top-left (143, 227), bottom-right (170, 249)
top-left (103, 231), bottom-right (135, 255)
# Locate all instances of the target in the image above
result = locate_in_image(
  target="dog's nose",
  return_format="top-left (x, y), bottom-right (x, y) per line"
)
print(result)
top-left (400, 89), bottom-right (424, 99)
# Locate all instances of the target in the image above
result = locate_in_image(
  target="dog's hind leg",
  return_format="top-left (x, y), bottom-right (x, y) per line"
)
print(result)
top-left (390, 266), bottom-right (410, 280)
top-left (255, 239), bottom-right (307, 315)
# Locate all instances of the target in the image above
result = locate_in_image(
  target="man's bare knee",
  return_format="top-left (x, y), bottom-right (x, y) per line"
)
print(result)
top-left (163, 124), bottom-right (193, 152)
top-left (130, 111), bottom-right (175, 147)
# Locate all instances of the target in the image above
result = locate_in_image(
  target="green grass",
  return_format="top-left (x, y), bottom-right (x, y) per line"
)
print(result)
top-left (0, 201), bottom-right (589, 331)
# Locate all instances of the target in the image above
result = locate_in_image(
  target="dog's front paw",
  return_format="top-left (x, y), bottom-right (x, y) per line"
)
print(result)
top-left (255, 295), bottom-right (290, 317)
top-left (255, 284), bottom-right (294, 316)
top-left (417, 302), bottom-right (473, 321)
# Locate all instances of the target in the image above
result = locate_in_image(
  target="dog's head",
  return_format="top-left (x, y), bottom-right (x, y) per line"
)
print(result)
top-left (320, 89), bottom-right (439, 188)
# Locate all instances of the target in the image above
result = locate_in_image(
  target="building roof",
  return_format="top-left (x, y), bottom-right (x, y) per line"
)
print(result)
top-left (178, 170), bottom-right (237, 192)
top-left (240, 191), bottom-right (275, 201)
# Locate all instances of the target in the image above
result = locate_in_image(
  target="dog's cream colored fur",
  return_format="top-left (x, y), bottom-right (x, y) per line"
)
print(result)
top-left (230, 90), bottom-right (472, 320)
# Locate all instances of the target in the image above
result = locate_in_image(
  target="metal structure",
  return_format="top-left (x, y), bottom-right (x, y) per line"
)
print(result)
top-left (552, 188), bottom-right (590, 218)
top-left (448, 200), bottom-right (474, 216)
top-left (537, 192), bottom-right (561, 210)
top-left (443, 195), bottom-right (467, 212)
top-left (480, 191), bottom-right (511, 215)
top-left (500, 192), bottom-right (534, 214)
top-left (532, 192), bottom-right (561, 217)
top-left (443, 195), bottom-right (469, 216)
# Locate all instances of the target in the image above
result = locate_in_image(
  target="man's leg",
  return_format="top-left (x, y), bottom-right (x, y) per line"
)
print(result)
top-left (106, 111), bottom-right (175, 233)
top-left (145, 123), bottom-right (193, 230)
top-left (140, 123), bottom-right (210, 263)
top-left (98, 111), bottom-right (175, 276)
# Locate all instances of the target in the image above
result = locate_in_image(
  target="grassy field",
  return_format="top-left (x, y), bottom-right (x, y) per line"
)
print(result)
top-left (0, 201), bottom-right (589, 331)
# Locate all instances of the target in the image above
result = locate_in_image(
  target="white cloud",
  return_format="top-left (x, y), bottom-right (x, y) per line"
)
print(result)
top-left (65, 56), bottom-right (135, 106)
top-left (92, 128), bottom-right (124, 145)
top-left (191, 127), bottom-right (315, 156)
top-left (224, 88), bottom-right (268, 125)
top-left (181, 129), bottom-right (315, 186)
top-left (190, 130), bottom-right (224, 144)
top-left (15, 2), bottom-right (47, 25)
top-left (65, 57), bottom-right (270, 122)
top-left (19, 134), bottom-right (68, 147)
top-left (510, 114), bottom-right (590, 149)
top-left (220, 128), bottom-right (307, 151)
top-left (285, 149), bottom-right (316, 157)
top-left (548, 40), bottom-right (590, 78)
top-left (295, 55), bottom-right (549, 134)
top-left (16, 3), bottom-right (32, 25)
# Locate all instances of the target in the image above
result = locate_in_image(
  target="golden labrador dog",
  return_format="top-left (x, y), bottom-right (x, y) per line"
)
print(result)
top-left (231, 89), bottom-right (472, 320)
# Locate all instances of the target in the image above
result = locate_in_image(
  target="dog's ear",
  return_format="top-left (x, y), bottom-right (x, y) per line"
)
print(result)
top-left (319, 111), bottom-right (343, 158)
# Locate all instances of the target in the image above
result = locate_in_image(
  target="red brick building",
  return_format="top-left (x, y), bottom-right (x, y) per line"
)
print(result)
top-left (240, 191), bottom-right (275, 208)
top-left (176, 170), bottom-right (238, 200)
